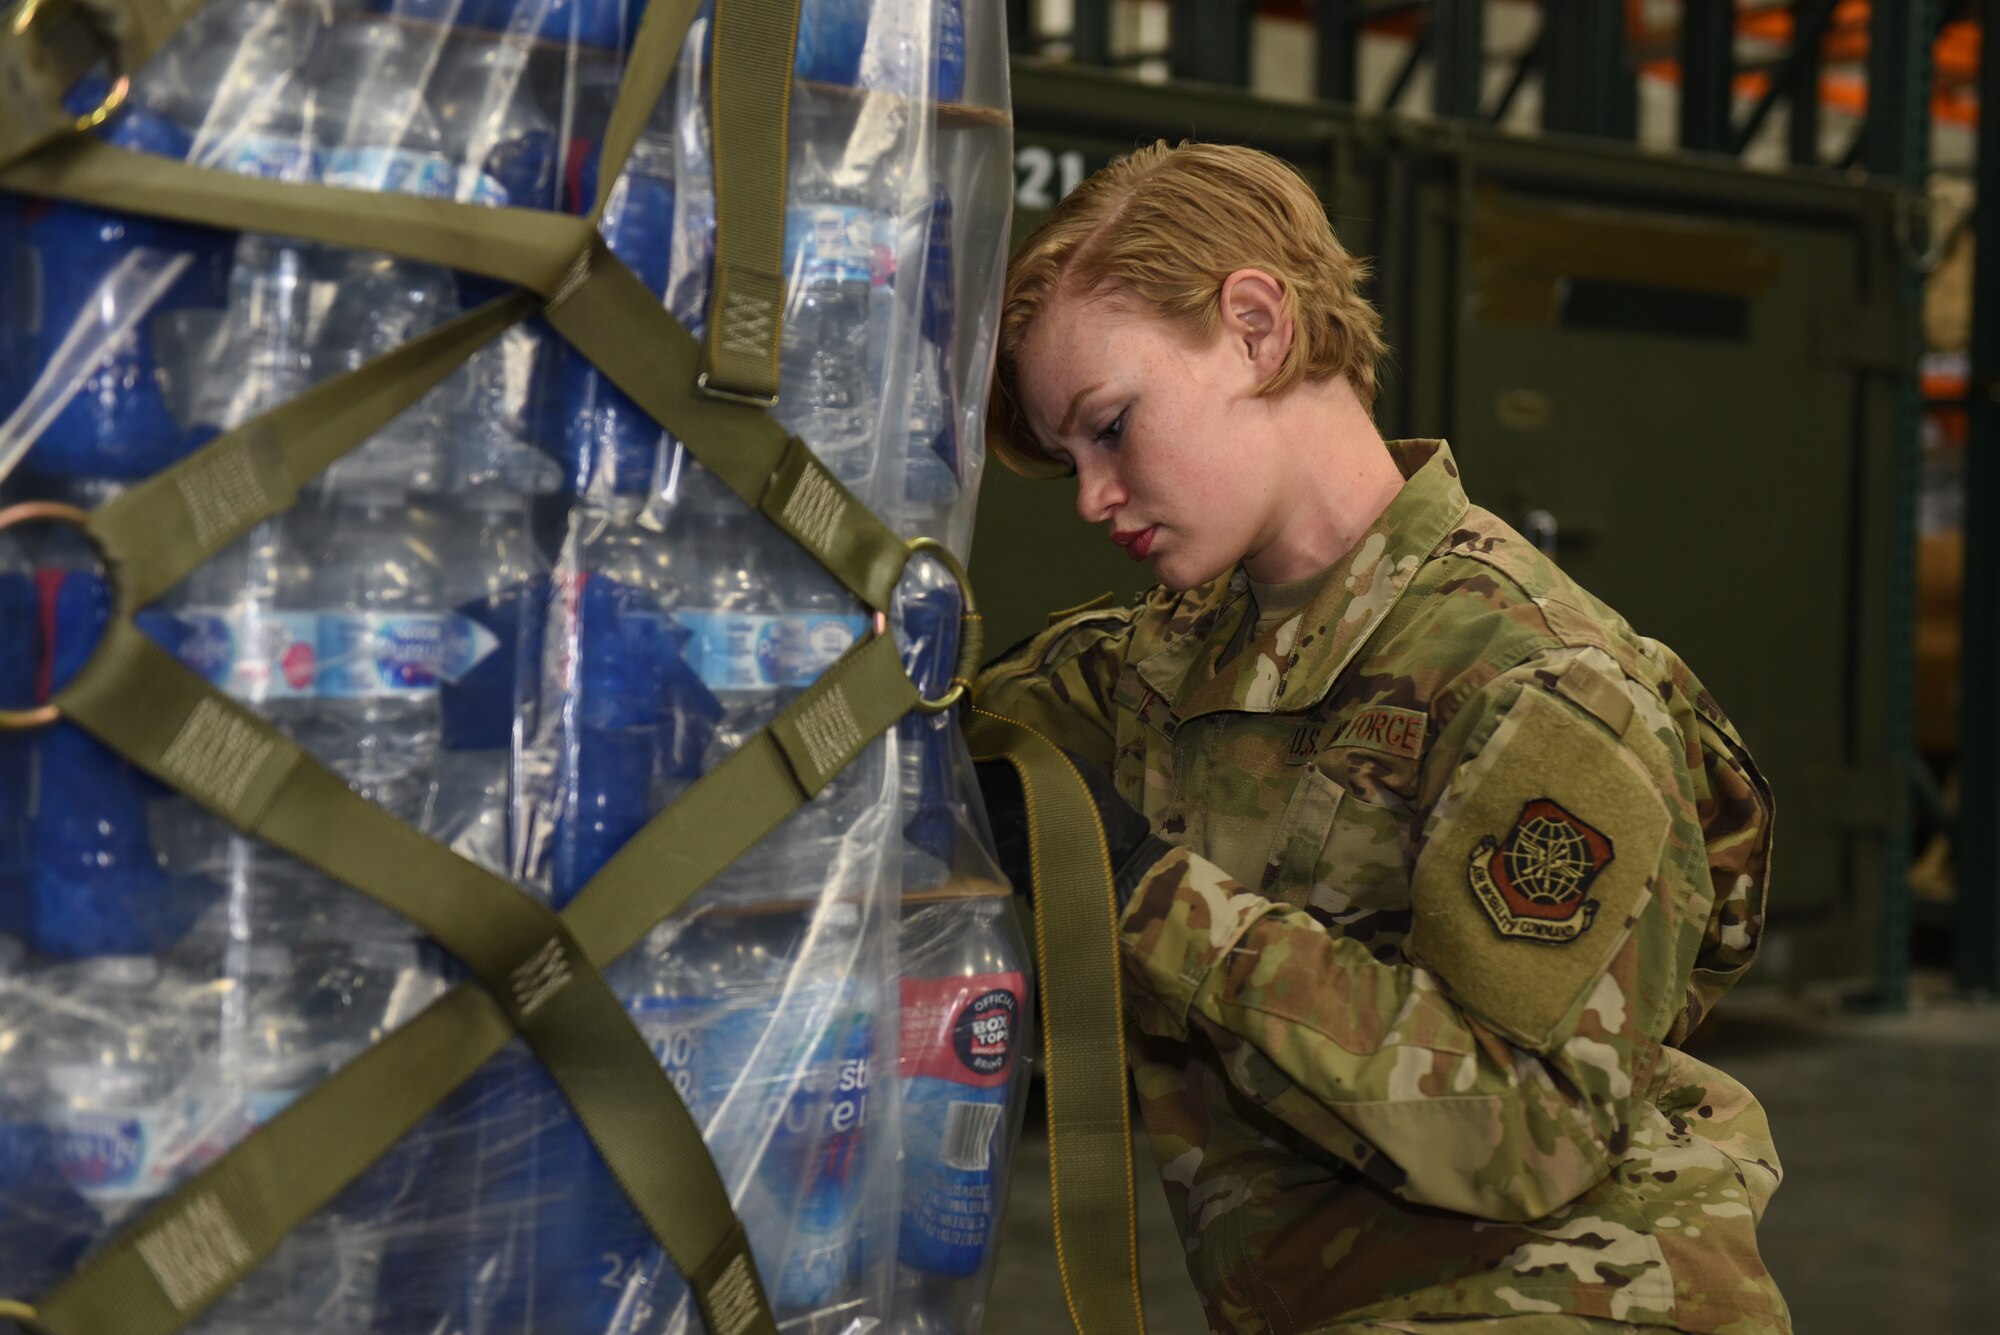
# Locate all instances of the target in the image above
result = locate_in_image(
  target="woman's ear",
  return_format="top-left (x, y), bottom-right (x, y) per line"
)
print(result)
top-left (1217, 269), bottom-right (1291, 378)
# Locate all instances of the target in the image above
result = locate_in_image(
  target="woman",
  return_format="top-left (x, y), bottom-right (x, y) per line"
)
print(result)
top-left (972, 141), bottom-right (1790, 1334)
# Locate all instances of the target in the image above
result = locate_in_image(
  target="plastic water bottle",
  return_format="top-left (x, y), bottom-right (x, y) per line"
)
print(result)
top-left (905, 189), bottom-right (961, 508)
top-left (678, 478), bottom-right (794, 775)
top-left (38, 957), bottom-right (202, 1224)
top-left (297, 488), bottom-right (448, 824)
top-left (778, 189), bottom-right (882, 485)
top-left (562, 130), bottom-right (677, 499)
top-left (144, 0), bottom-right (321, 154)
top-left (154, 507), bottom-right (320, 725)
top-left (425, 488), bottom-right (548, 877)
top-left (143, 513), bottom-right (345, 950)
top-left (546, 494), bottom-right (711, 905)
top-left (433, 34), bottom-right (568, 484)
top-left (796, 0), bottom-right (870, 86)
top-left (852, 0), bottom-right (963, 100)
top-left (12, 81), bottom-right (224, 481)
top-left (312, 249), bottom-right (459, 496)
top-left (0, 532), bottom-right (36, 943)
top-left (309, 20), bottom-right (463, 494)
top-left (744, 904), bottom-right (875, 1317)
top-left (0, 965), bottom-right (96, 1298)
top-left (894, 898), bottom-right (1031, 1332)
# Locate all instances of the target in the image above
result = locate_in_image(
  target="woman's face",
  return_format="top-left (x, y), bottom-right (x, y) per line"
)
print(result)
top-left (1015, 287), bottom-right (1291, 592)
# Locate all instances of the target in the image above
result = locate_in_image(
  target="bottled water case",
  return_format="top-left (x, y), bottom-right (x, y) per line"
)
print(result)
top-left (0, 2), bottom-right (1029, 1332)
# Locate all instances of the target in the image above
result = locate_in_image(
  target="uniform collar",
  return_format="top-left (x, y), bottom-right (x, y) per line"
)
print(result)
top-left (1136, 439), bottom-right (1471, 719)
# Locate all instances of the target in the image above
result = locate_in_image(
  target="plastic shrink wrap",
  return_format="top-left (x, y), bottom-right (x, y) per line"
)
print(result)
top-left (0, 0), bottom-right (1028, 1331)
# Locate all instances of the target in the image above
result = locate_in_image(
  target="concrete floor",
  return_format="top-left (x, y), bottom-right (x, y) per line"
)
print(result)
top-left (984, 974), bottom-right (2000, 1335)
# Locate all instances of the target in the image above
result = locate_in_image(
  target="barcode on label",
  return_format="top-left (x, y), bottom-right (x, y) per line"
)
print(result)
top-left (941, 1100), bottom-right (1004, 1172)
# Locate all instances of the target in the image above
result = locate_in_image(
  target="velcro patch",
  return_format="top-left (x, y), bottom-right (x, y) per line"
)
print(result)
top-left (1321, 704), bottom-right (1428, 761)
top-left (1410, 686), bottom-right (1669, 1049)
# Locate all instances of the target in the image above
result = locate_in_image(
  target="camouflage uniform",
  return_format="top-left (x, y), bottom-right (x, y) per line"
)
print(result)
top-left (974, 440), bottom-right (1789, 1334)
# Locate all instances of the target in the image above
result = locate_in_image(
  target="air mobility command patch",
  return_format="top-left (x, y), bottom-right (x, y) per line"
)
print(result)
top-left (1467, 798), bottom-right (1614, 942)
top-left (1409, 683), bottom-right (1670, 1049)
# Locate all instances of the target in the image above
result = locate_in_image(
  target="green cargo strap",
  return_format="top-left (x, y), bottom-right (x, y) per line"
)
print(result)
top-left (27, 633), bottom-right (919, 1335)
top-left (0, 0), bottom-right (195, 170)
top-left (0, 142), bottom-right (910, 611)
top-left (965, 708), bottom-right (1148, 1335)
top-left (699, 0), bottom-right (801, 404)
top-left (94, 291), bottom-right (534, 610)
top-left (589, 0), bottom-right (704, 222)
top-left (52, 622), bottom-right (780, 1335)
top-left (0, 138), bottom-right (597, 292)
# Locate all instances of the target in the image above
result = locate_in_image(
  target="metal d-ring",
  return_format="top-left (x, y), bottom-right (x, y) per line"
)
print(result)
top-left (8, 0), bottom-right (132, 133)
top-left (0, 1299), bottom-right (45, 1333)
top-left (904, 535), bottom-right (977, 716)
top-left (0, 500), bottom-right (97, 730)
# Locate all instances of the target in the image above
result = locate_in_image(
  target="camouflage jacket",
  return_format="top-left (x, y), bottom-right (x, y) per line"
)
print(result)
top-left (974, 441), bottom-right (1790, 1334)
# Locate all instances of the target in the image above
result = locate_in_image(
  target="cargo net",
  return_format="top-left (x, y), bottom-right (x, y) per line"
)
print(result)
top-left (0, 1), bottom-right (1028, 1332)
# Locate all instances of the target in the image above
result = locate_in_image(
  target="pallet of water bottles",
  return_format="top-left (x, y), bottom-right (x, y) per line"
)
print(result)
top-left (0, 0), bottom-right (1027, 1331)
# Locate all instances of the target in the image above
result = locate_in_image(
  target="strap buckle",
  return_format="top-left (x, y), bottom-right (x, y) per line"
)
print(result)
top-left (694, 370), bottom-right (780, 408)
top-left (8, 0), bottom-right (131, 133)
top-left (0, 500), bottom-right (99, 730)
top-left (903, 536), bottom-right (978, 716)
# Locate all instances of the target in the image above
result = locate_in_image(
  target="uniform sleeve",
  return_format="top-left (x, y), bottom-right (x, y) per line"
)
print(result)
top-left (969, 603), bottom-right (1137, 772)
top-left (1116, 665), bottom-right (1697, 1224)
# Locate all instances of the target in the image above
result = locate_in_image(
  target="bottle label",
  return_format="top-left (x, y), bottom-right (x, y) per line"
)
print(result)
top-left (678, 610), bottom-right (788, 693)
top-left (48, 1105), bottom-right (187, 1207)
top-left (317, 612), bottom-right (450, 699)
top-left (897, 972), bottom-right (1026, 1277)
top-left (628, 993), bottom-right (725, 1112)
top-left (900, 974), bottom-right (1023, 1089)
top-left (771, 1006), bottom-right (873, 1308)
top-left (786, 204), bottom-right (874, 287)
top-left (204, 133), bottom-right (320, 183)
top-left (785, 613), bottom-right (869, 685)
top-left (322, 146), bottom-right (468, 201)
top-left (243, 1088), bottom-right (300, 1127)
top-left (170, 607), bottom-right (321, 702)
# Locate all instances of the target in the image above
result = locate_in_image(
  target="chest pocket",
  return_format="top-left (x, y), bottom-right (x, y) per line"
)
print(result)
top-left (1266, 759), bottom-right (1417, 953)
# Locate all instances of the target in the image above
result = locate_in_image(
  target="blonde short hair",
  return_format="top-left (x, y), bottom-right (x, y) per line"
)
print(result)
top-left (988, 140), bottom-right (1389, 477)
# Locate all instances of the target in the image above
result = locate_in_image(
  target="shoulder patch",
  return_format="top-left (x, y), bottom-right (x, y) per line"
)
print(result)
top-left (1467, 798), bottom-right (1614, 942)
top-left (1410, 686), bottom-right (1670, 1049)
top-left (1323, 704), bottom-right (1428, 761)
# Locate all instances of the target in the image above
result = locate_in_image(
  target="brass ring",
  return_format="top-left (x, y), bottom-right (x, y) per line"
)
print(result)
top-left (0, 501), bottom-right (95, 730)
top-left (903, 536), bottom-right (977, 715)
top-left (70, 73), bottom-right (130, 133)
top-left (7, 0), bottom-right (46, 36)
top-left (0, 1299), bottom-right (44, 1333)
top-left (9, 0), bottom-right (132, 133)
